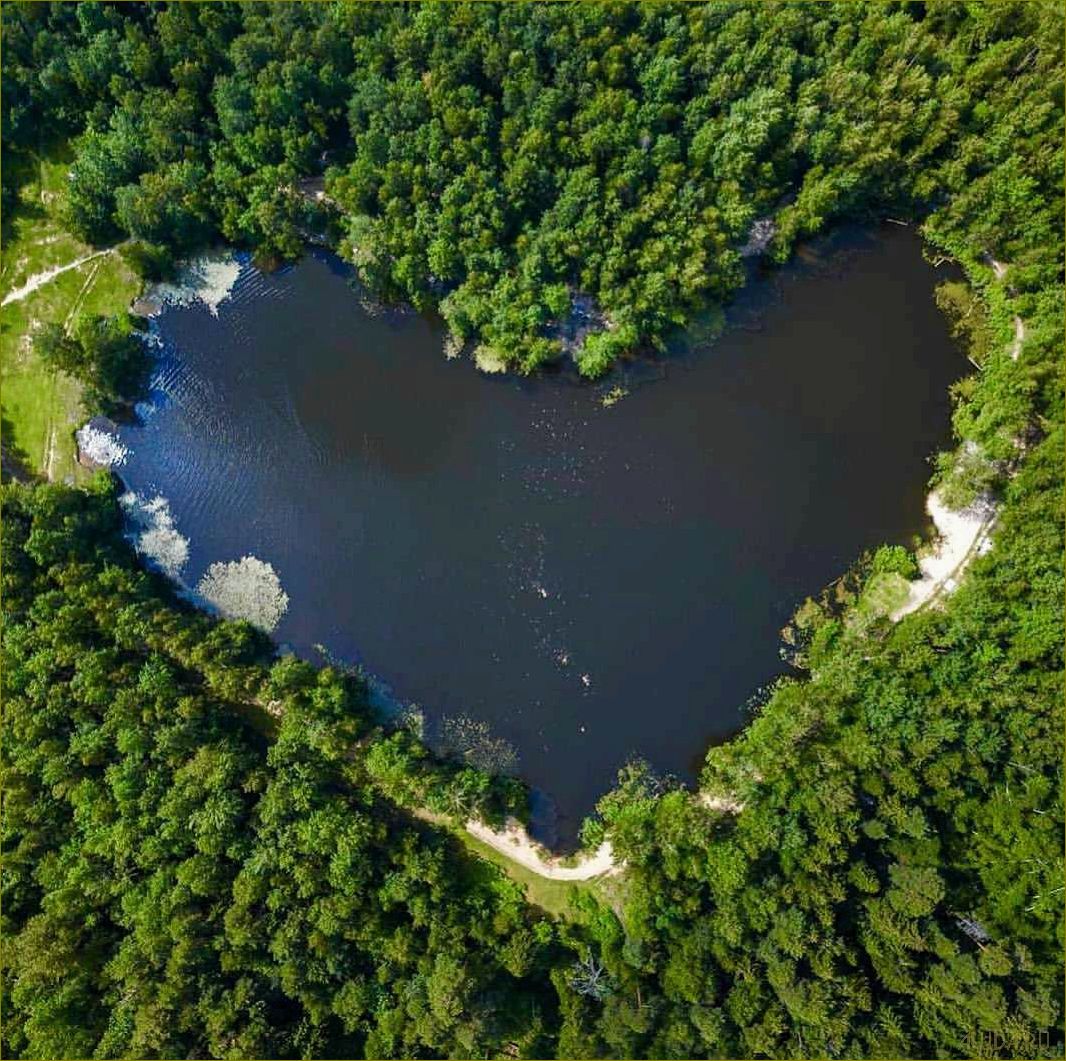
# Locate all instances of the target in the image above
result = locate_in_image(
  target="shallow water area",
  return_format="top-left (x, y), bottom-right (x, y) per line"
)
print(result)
top-left (116, 226), bottom-right (964, 845)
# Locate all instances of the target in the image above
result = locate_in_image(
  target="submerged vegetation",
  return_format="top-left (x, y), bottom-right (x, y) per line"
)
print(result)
top-left (1, 2), bottom-right (1062, 1059)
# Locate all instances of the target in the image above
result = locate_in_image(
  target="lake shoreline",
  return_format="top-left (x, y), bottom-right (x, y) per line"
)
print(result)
top-left (103, 224), bottom-right (966, 849)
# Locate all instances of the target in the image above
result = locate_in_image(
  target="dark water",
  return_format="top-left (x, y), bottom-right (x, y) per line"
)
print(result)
top-left (117, 226), bottom-right (963, 845)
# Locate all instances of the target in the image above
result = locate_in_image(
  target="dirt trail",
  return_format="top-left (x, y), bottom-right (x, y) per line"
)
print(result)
top-left (891, 492), bottom-right (996, 620)
top-left (1010, 315), bottom-right (1026, 361)
top-left (464, 789), bottom-right (745, 880)
top-left (465, 818), bottom-right (620, 880)
top-left (43, 425), bottom-right (57, 482)
top-left (64, 258), bottom-right (103, 330)
top-left (1, 249), bottom-right (112, 307)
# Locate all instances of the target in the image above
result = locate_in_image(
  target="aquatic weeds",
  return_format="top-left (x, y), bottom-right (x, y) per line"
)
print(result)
top-left (438, 714), bottom-right (518, 776)
top-left (473, 344), bottom-right (508, 374)
top-left (151, 252), bottom-right (241, 316)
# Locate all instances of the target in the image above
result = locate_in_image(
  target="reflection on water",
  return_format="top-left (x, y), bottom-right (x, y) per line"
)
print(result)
top-left (117, 226), bottom-right (963, 845)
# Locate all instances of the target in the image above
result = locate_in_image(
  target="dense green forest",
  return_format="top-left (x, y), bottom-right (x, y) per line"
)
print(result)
top-left (4, 0), bottom-right (1061, 375)
top-left (1, 1), bottom-right (1063, 1059)
top-left (1, 476), bottom-right (566, 1059)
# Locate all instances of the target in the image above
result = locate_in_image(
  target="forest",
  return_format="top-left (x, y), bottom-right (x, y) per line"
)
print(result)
top-left (1, 2), bottom-right (1063, 1059)
top-left (5, 1), bottom-right (1059, 376)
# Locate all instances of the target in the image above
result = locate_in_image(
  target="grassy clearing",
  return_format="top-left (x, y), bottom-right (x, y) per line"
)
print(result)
top-left (459, 830), bottom-right (590, 919)
top-left (853, 571), bottom-right (912, 626)
top-left (1, 149), bottom-right (140, 480)
top-left (410, 806), bottom-right (624, 920)
top-left (410, 804), bottom-right (628, 920)
top-left (458, 827), bottom-right (630, 922)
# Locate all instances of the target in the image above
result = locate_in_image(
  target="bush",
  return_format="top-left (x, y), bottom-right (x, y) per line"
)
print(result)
top-left (575, 325), bottom-right (638, 379)
top-left (120, 239), bottom-right (176, 282)
top-left (871, 544), bottom-right (919, 580)
top-left (35, 315), bottom-right (150, 413)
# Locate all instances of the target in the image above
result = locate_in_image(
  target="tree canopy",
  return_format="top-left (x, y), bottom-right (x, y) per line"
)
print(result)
top-left (1, 3), bottom-right (1062, 1059)
top-left (3, 1), bottom-right (1061, 374)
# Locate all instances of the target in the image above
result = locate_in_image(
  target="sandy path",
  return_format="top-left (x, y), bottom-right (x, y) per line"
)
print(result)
top-left (1009, 313), bottom-right (1026, 361)
top-left (43, 425), bottom-right (57, 482)
top-left (463, 791), bottom-right (746, 880)
top-left (890, 257), bottom-right (1030, 620)
top-left (465, 818), bottom-right (620, 880)
top-left (891, 492), bottom-right (996, 620)
top-left (1, 249), bottom-right (112, 307)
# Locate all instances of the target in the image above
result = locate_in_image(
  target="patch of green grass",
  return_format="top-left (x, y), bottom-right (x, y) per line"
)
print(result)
top-left (459, 828), bottom-right (631, 924)
top-left (459, 830), bottom-right (590, 919)
top-left (852, 571), bottom-right (911, 626)
top-left (406, 807), bottom-right (627, 920)
top-left (1, 150), bottom-right (140, 480)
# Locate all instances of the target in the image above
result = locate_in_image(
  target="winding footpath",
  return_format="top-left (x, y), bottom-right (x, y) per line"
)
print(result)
top-left (465, 819), bottom-right (619, 881)
top-left (458, 792), bottom-right (747, 882)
